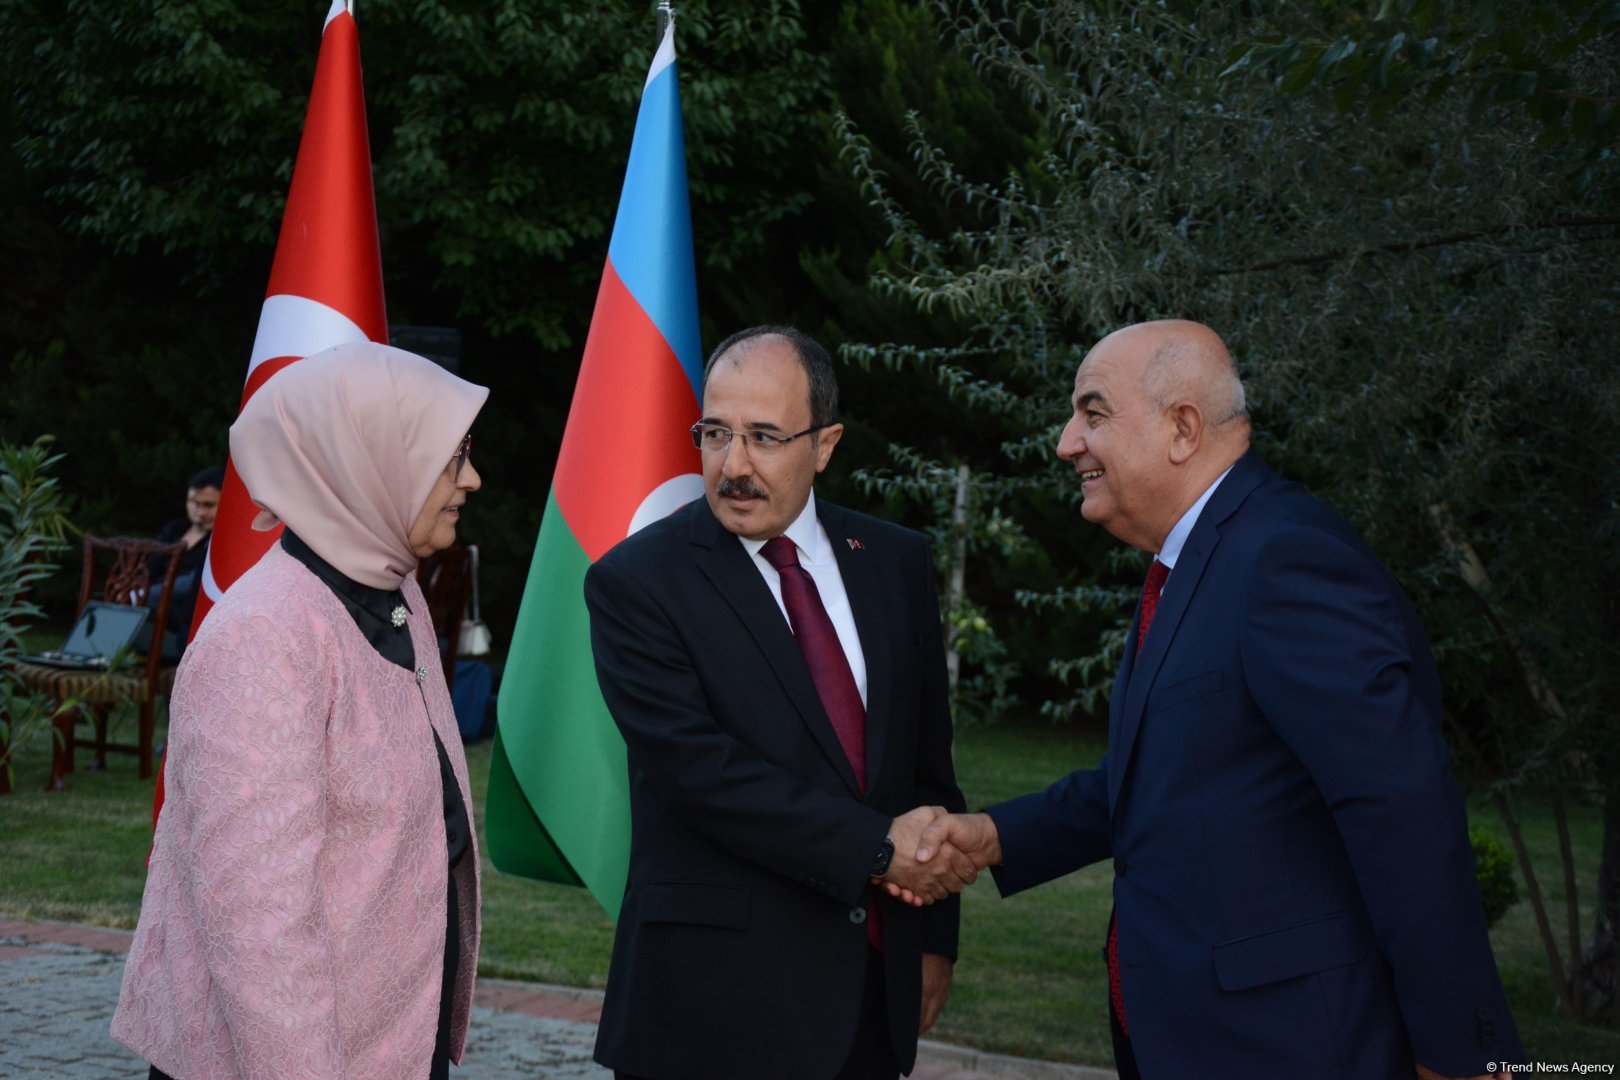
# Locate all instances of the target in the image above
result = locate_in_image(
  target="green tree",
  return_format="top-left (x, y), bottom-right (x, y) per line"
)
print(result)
top-left (805, 0), bottom-right (1069, 723)
top-left (1, 0), bottom-right (830, 343)
top-left (0, 0), bottom-right (835, 628)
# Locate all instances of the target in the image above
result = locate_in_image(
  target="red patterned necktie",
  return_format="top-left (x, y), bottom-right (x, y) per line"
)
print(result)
top-left (1111, 558), bottom-right (1170, 1036)
top-left (1135, 558), bottom-right (1170, 657)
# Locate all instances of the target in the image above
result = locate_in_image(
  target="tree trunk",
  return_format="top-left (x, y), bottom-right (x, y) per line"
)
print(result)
top-left (1551, 789), bottom-right (1586, 1008)
top-left (1496, 791), bottom-right (1577, 1015)
top-left (1432, 502), bottom-right (1591, 1014)
top-left (1580, 791), bottom-right (1620, 1019)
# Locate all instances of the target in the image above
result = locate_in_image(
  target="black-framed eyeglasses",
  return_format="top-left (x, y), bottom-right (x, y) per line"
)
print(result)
top-left (451, 434), bottom-right (473, 480)
top-left (690, 423), bottom-right (827, 454)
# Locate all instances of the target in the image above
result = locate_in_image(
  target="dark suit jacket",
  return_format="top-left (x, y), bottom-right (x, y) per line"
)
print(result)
top-left (585, 498), bottom-right (964, 1080)
top-left (988, 451), bottom-right (1522, 1079)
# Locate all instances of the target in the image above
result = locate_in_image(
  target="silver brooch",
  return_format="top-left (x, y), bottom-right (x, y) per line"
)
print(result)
top-left (416, 666), bottom-right (429, 685)
top-left (391, 605), bottom-right (408, 628)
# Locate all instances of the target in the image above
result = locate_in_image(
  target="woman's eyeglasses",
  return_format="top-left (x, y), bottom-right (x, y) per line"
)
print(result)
top-left (451, 434), bottom-right (473, 480)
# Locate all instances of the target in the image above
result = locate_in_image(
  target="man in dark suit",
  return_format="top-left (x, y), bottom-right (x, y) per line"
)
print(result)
top-left (899, 321), bottom-right (1522, 1079)
top-left (584, 325), bottom-right (971, 1080)
top-left (147, 465), bottom-right (223, 660)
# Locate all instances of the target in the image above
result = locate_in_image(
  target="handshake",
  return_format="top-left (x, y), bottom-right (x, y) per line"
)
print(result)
top-left (872, 806), bottom-right (1004, 907)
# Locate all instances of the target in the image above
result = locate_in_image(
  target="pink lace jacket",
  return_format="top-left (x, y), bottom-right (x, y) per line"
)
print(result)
top-left (112, 545), bottom-right (481, 1079)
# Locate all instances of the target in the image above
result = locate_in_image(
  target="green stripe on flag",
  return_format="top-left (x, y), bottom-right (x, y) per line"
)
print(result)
top-left (488, 491), bottom-right (630, 920)
top-left (485, 730), bottom-right (579, 885)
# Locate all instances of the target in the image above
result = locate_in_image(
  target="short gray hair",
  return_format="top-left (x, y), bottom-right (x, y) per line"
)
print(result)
top-left (1142, 341), bottom-right (1248, 425)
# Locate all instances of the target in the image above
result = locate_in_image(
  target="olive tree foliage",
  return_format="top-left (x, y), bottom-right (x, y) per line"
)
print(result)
top-left (802, 0), bottom-right (1061, 724)
top-left (840, 0), bottom-right (1620, 1017)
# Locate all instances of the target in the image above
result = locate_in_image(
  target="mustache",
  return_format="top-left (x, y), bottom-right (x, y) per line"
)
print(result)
top-left (718, 478), bottom-right (765, 500)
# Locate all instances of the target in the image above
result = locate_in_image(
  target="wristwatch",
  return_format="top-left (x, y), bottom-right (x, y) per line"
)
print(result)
top-left (869, 833), bottom-right (895, 878)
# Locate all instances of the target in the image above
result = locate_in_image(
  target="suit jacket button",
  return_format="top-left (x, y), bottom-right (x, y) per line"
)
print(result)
top-left (849, 906), bottom-right (868, 925)
top-left (1113, 857), bottom-right (1127, 875)
top-left (1476, 1007), bottom-right (1493, 1020)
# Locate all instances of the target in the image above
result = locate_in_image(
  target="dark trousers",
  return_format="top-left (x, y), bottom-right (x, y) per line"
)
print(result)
top-left (1109, 994), bottom-right (1143, 1080)
top-left (431, 870), bottom-right (460, 1080)
top-left (616, 946), bottom-right (898, 1080)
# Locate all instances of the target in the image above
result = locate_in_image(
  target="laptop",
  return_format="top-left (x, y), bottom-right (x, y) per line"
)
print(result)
top-left (19, 602), bottom-right (151, 670)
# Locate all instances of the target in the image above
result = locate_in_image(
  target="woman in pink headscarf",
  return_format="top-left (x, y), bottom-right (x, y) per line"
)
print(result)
top-left (113, 341), bottom-right (488, 1080)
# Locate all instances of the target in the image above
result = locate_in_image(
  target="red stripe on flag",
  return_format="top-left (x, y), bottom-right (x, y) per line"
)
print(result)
top-left (185, 356), bottom-right (300, 638)
top-left (263, 11), bottom-right (387, 342)
top-left (239, 353), bottom-right (301, 411)
top-left (209, 462), bottom-right (282, 587)
top-left (552, 260), bottom-right (700, 563)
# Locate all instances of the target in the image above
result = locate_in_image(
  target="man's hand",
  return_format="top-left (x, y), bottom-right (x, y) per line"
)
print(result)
top-left (917, 811), bottom-right (1002, 869)
top-left (1415, 1066), bottom-right (1509, 1080)
top-left (882, 812), bottom-right (1004, 907)
top-left (919, 953), bottom-right (953, 1035)
top-left (877, 806), bottom-right (978, 904)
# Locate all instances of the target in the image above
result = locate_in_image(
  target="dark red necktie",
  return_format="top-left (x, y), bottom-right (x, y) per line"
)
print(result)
top-left (762, 536), bottom-right (881, 948)
top-left (761, 536), bottom-right (867, 787)
top-left (1134, 558), bottom-right (1170, 658)
top-left (1111, 558), bottom-right (1170, 1036)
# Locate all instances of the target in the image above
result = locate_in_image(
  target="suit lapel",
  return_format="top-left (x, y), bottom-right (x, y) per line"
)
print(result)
top-left (1109, 536), bottom-right (1215, 815)
top-left (687, 501), bottom-right (865, 797)
top-left (1108, 451), bottom-right (1273, 816)
top-left (823, 503), bottom-right (892, 792)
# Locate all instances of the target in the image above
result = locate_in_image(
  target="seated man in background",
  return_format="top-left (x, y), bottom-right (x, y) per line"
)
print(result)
top-left (148, 466), bottom-right (222, 660)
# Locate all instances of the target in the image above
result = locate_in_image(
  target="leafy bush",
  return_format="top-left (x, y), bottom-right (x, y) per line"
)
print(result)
top-left (1472, 826), bottom-right (1519, 930)
top-left (0, 436), bottom-right (75, 787)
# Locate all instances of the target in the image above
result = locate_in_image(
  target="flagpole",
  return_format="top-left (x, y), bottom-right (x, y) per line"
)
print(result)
top-left (657, 2), bottom-right (674, 35)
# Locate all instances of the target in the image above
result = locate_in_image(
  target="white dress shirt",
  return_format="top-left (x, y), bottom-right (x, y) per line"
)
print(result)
top-left (738, 491), bottom-right (869, 707)
top-left (1156, 465), bottom-right (1234, 590)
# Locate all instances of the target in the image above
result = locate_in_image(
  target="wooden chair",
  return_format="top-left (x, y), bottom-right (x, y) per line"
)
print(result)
top-left (416, 543), bottom-right (471, 694)
top-left (5, 534), bottom-right (184, 790)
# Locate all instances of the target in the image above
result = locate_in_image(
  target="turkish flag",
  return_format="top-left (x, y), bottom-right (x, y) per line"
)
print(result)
top-left (155, 0), bottom-right (386, 829)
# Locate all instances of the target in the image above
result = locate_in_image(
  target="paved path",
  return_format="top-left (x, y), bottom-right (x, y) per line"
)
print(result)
top-left (0, 920), bottom-right (1113, 1080)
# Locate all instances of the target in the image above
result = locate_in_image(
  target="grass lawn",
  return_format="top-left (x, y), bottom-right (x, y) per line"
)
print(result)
top-left (2, 704), bottom-right (1616, 1067)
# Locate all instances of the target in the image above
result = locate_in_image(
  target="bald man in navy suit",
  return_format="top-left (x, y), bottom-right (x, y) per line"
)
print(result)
top-left (897, 321), bottom-right (1521, 1080)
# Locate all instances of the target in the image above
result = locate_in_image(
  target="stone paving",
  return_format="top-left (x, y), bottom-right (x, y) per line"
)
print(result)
top-left (0, 920), bottom-right (1113, 1080)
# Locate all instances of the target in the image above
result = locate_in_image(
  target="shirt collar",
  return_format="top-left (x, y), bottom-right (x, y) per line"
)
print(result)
top-left (739, 491), bottom-right (827, 564)
top-left (1157, 465), bottom-right (1234, 571)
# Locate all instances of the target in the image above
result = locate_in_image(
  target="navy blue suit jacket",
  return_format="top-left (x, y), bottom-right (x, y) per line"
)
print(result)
top-left (988, 451), bottom-right (1521, 1078)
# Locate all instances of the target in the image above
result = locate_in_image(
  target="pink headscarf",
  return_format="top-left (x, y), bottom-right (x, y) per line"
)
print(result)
top-left (230, 341), bottom-right (490, 590)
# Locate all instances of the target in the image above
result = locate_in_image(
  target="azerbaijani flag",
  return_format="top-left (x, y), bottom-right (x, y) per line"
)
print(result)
top-left (156, 0), bottom-right (386, 828)
top-left (486, 17), bottom-right (702, 919)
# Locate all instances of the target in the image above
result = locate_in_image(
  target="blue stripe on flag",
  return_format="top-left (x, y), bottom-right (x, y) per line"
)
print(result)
top-left (607, 63), bottom-right (703, 398)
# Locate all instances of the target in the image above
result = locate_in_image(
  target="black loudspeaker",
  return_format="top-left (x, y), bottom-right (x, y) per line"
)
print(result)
top-left (389, 326), bottom-right (462, 375)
